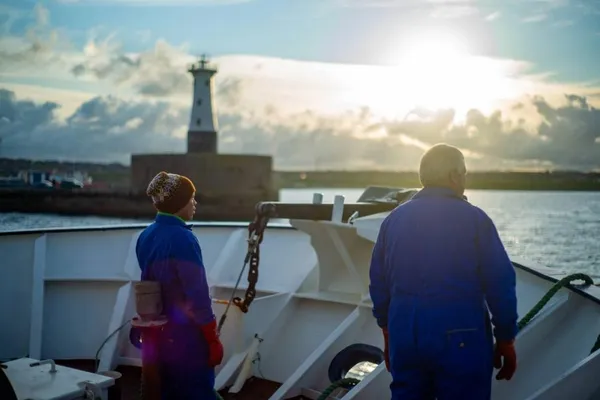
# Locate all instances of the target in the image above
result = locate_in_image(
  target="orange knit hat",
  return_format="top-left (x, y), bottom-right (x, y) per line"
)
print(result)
top-left (146, 171), bottom-right (196, 214)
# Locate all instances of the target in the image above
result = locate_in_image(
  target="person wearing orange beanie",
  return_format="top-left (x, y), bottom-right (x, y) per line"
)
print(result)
top-left (135, 171), bottom-right (224, 400)
top-left (146, 171), bottom-right (197, 218)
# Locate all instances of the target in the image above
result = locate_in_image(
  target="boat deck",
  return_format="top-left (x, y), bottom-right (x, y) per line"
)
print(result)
top-left (53, 360), bottom-right (306, 400)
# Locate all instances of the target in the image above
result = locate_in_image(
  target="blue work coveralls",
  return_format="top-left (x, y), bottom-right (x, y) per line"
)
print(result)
top-left (136, 212), bottom-right (217, 400)
top-left (369, 187), bottom-right (518, 400)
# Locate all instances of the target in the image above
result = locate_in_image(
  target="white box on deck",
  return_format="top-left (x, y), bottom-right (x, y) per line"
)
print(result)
top-left (3, 358), bottom-right (114, 400)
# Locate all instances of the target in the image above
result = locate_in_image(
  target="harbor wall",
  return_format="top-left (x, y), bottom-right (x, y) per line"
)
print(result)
top-left (130, 153), bottom-right (274, 195)
top-left (0, 153), bottom-right (279, 221)
top-left (0, 188), bottom-right (278, 221)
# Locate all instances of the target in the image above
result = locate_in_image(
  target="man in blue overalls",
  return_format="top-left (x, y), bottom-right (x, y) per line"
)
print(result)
top-left (369, 143), bottom-right (518, 399)
top-left (136, 171), bottom-right (224, 399)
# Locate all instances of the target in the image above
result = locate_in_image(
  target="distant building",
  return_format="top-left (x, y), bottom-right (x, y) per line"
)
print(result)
top-left (130, 54), bottom-right (277, 205)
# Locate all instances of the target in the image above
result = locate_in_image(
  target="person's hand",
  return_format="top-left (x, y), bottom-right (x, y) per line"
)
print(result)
top-left (381, 327), bottom-right (390, 371)
top-left (207, 337), bottom-right (224, 367)
top-left (199, 319), bottom-right (224, 367)
top-left (494, 339), bottom-right (517, 380)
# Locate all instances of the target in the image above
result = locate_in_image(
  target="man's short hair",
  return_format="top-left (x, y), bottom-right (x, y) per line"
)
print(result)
top-left (419, 143), bottom-right (466, 187)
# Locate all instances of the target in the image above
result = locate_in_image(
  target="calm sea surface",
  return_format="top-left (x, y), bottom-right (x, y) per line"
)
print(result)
top-left (1, 188), bottom-right (598, 277)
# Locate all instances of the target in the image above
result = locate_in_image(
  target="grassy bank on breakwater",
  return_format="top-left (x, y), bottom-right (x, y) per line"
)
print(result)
top-left (274, 171), bottom-right (600, 191)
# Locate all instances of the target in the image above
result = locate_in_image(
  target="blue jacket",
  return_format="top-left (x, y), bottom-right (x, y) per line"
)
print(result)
top-left (136, 213), bottom-right (215, 327)
top-left (369, 187), bottom-right (518, 342)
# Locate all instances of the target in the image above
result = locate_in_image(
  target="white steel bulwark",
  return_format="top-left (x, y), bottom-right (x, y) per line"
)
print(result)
top-left (2, 188), bottom-right (600, 399)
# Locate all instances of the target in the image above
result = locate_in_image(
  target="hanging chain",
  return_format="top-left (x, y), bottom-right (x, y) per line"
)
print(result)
top-left (217, 203), bottom-right (275, 333)
top-left (232, 222), bottom-right (264, 313)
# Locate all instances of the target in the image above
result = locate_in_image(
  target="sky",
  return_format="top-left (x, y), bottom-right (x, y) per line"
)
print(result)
top-left (0, 0), bottom-right (599, 171)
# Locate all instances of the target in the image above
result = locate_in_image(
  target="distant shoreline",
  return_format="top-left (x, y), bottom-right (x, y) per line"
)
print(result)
top-left (2, 158), bottom-right (599, 191)
top-left (274, 171), bottom-right (600, 191)
top-left (282, 184), bottom-right (600, 192)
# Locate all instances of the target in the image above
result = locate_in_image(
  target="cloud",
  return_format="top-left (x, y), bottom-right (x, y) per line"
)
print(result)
top-left (0, 3), bottom-right (62, 70)
top-left (334, 0), bottom-right (475, 7)
top-left (70, 38), bottom-right (194, 97)
top-left (332, 0), bottom-right (586, 21)
top-left (332, 0), bottom-right (480, 18)
top-left (522, 14), bottom-right (548, 23)
top-left (2, 87), bottom-right (599, 171)
top-left (429, 5), bottom-right (478, 18)
top-left (55, 0), bottom-right (251, 5)
top-left (553, 19), bottom-right (574, 28)
top-left (485, 11), bottom-right (501, 21)
top-left (516, 0), bottom-right (582, 24)
top-left (1, 3), bottom-right (600, 171)
top-left (387, 95), bottom-right (600, 169)
top-left (0, 88), bottom-right (189, 163)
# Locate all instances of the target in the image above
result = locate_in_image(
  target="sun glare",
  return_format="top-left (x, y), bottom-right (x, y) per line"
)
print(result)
top-left (401, 31), bottom-right (468, 65)
top-left (374, 28), bottom-right (520, 120)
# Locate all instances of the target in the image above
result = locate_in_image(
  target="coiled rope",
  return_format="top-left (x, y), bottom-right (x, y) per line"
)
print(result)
top-left (517, 273), bottom-right (594, 331)
top-left (316, 377), bottom-right (360, 400)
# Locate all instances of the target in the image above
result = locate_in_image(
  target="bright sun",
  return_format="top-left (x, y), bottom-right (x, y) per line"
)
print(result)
top-left (376, 28), bottom-right (519, 119)
top-left (401, 31), bottom-right (468, 65)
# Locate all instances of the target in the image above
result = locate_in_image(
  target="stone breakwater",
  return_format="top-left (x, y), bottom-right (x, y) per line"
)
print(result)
top-left (0, 187), bottom-right (404, 222)
top-left (0, 188), bottom-right (279, 222)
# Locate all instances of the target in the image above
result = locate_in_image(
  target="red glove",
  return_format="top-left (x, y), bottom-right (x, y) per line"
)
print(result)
top-left (494, 339), bottom-right (517, 380)
top-left (381, 328), bottom-right (390, 371)
top-left (199, 319), bottom-right (224, 367)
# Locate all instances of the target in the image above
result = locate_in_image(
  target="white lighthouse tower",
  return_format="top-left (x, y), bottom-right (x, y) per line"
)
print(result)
top-left (187, 54), bottom-right (218, 154)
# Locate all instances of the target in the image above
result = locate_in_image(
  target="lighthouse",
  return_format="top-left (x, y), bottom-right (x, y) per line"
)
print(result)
top-left (131, 53), bottom-right (277, 205)
top-left (187, 54), bottom-right (218, 154)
